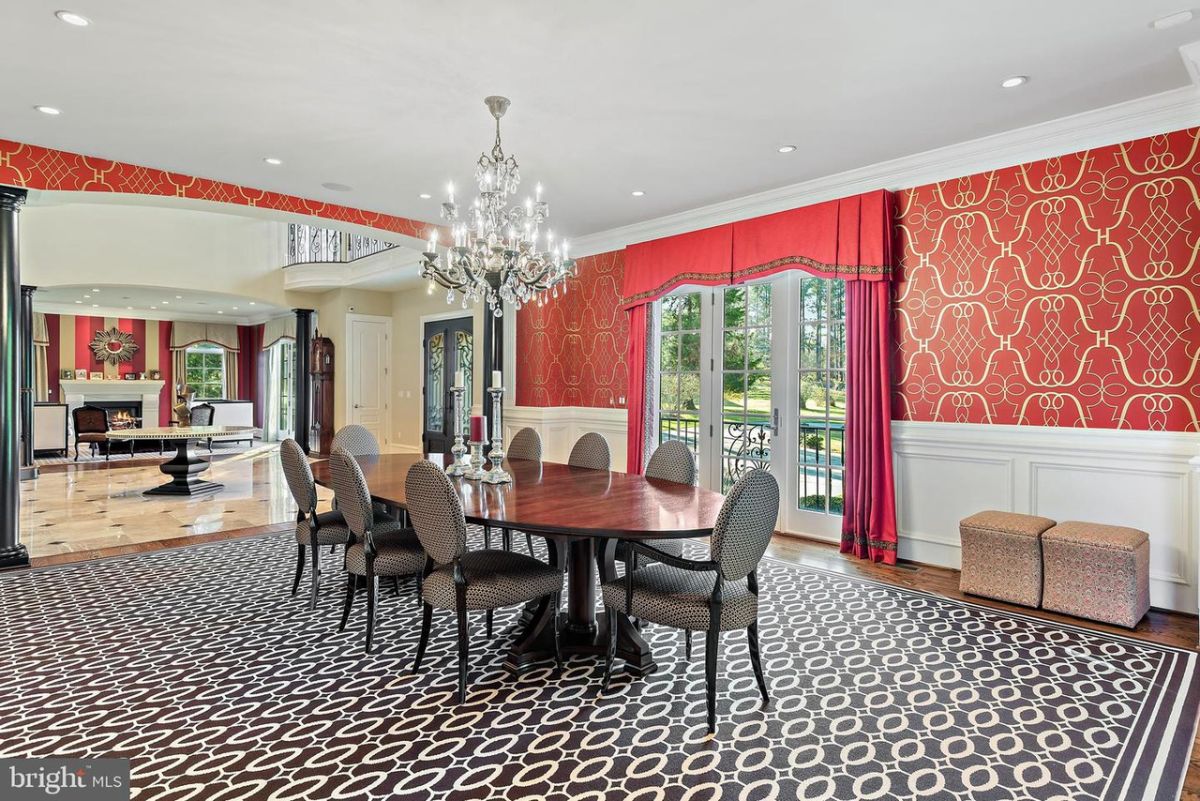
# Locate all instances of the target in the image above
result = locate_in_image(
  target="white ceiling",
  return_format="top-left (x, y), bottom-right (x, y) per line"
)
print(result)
top-left (4, 1), bottom-right (1200, 239)
top-left (34, 285), bottom-right (288, 325)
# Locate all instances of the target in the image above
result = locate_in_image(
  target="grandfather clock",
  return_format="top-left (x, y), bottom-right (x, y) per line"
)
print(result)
top-left (310, 335), bottom-right (335, 455)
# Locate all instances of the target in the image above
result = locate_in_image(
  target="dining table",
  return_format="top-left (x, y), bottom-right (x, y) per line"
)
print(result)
top-left (310, 452), bottom-right (727, 677)
top-left (107, 425), bottom-right (253, 497)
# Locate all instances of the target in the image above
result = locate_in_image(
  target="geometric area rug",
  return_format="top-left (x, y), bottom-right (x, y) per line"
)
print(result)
top-left (0, 531), bottom-right (1196, 801)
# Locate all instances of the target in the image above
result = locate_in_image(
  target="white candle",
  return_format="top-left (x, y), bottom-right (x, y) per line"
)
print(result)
top-left (455, 369), bottom-right (465, 389)
top-left (492, 370), bottom-right (502, 389)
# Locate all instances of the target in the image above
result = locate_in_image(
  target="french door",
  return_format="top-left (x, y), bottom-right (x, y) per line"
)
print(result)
top-left (422, 316), bottom-right (473, 454)
top-left (654, 272), bottom-right (846, 539)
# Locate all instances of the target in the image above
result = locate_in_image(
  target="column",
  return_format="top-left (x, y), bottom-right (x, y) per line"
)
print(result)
top-left (293, 308), bottom-right (314, 454)
top-left (20, 285), bottom-right (37, 481)
top-left (0, 187), bottom-right (30, 569)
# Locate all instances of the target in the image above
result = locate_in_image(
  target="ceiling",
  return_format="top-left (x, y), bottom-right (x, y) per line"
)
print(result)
top-left (33, 285), bottom-right (288, 325)
top-left (4, 1), bottom-right (1200, 238)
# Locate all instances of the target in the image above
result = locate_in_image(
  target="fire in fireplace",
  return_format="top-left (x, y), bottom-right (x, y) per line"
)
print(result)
top-left (88, 401), bottom-right (143, 429)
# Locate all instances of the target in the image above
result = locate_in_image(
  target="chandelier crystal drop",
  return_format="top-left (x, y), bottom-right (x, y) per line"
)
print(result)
top-left (419, 96), bottom-right (576, 317)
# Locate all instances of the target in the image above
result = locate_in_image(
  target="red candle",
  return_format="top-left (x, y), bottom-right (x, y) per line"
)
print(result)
top-left (469, 415), bottom-right (486, 443)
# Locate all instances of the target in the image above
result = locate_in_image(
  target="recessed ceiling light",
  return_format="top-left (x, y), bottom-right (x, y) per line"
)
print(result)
top-left (322, 182), bottom-right (353, 192)
top-left (232, 306), bottom-right (239, 310)
top-left (91, 288), bottom-right (100, 292)
top-left (777, 145), bottom-right (797, 153)
top-left (161, 301), bottom-right (169, 305)
top-left (34, 105), bottom-right (61, 116)
top-left (1001, 75), bottom-right (1028, 89)
top-left (83, 295), bottom-right (90, 299)
top-left (1152, 10), bottom-right (1193, 29)
top-left (175, 295), bottom-right (182, 299)
top-left (91, 304), bottom-right (98, 308)
top-left (126, 306), bottom-right (133, 310)
top-left (74, 300), bottom-right (82, 304)
top-left (263, 157), bottom-right (282, 166)
top-left (419, 193), bottom-right (432, 199)
top-left (248, 301), bottom-right (256, 306)
top-left (217, 310), bottom-right (224, 314)
top-left (55, 10), bottom-right (90, 26)
top-left (631, 190), bottom-right (645, 197)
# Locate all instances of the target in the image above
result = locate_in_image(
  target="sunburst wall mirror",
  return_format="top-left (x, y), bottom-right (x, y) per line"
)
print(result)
top-left (90, 326), bottom-right (140, 365)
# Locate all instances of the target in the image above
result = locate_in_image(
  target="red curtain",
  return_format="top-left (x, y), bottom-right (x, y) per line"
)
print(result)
top-left (624, 304), bottom-right (649, 475)
top-left (621, 224), bottom-right (734, 310)
top-left (841, 281), bottom-right (898, 563)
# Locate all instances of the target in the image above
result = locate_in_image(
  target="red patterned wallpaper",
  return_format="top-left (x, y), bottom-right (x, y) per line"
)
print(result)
top-left (516, 129), bottom-right (1200, 432)
top-left (0, 139), bottom-right (434, 239)
top-left (515, 250), bottom-right (629, 408)
top-left (894, 128), bottom-right (1200, 431)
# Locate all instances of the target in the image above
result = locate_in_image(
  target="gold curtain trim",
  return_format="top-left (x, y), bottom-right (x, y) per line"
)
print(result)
top-left (732, 255), bottom-right (893, 282)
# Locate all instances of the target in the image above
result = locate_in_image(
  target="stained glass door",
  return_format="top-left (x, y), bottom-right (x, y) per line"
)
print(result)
top-left (422, 317), bottom-right (473, 454)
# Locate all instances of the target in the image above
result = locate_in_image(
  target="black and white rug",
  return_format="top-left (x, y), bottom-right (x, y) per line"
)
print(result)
top-left (0, 531), bottom-right (1195, 800)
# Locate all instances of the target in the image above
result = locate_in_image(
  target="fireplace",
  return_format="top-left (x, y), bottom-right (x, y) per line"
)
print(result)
top-left (88, 400), bottom-right (143, 429)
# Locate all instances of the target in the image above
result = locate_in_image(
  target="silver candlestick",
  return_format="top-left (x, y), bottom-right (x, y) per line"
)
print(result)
top-left (445, 384), bottom-right (468, 476)
top-left (482, 386), bottom-right (511, 484)
top-left (466, 441), bottom-right (487, 481)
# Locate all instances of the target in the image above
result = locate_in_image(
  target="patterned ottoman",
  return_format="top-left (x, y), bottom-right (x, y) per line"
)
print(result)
top-left (959, 511), bottom-right (1055, 607)
top-left (1042, 521), bottom-right (1151, 628)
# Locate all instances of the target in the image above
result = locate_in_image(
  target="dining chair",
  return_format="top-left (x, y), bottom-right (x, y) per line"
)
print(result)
top-left (329, 449), bottom-right (426, 653)
top-left (189, 403), bottom-right (215, 452)
top-left (568, 432), bottom-right (611, 471)
top-left (331, 424), bottom-right (380, 456)
top-left (72, 405), bottom-right (111, 461)
top-left (406, 460), bottom-right (563, 703)
top-left (500, 427), bottom-right (543, 555)
top-left (599, 468), bottom-right (779, 733)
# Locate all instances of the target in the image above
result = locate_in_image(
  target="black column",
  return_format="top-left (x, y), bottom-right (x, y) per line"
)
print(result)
top-left (482, 275), bottom-right (504, 446)
top-left (293, 308), bottom-right (314, 454)
top-left (19, 284), bottom-right (37, 481)
top-left (0, 187), bottom-right (30, 569)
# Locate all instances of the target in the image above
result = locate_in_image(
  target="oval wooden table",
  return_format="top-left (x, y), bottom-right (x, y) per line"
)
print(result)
top-left (310, 453), bottom-right (726, 676)
top-left (107, 425), bottom-right (253, 497)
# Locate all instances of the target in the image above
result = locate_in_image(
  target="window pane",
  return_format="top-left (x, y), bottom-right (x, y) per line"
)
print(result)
top-left (830, 280), bottom-right (845, 322)
top-left (800, 278), bottom-right (826, 321)
top-left (661, 295), bottom-right (683, 331)
top-left (680, 333), bottom-right (700, 371)
top-left (748, 284), bottom-right (772, 326)
top-left (747, 328), bottom-right (771, 371)
top-left (660, 334), bottom-right (680, 371)
top-left (681, 293), bottom-right (701, 330)
top-left (659, 376), bottom-right (678, 411)
top-left (795, 278), bottom-right (846, 517)
top-left (829, 323), bottom-right (846, 371)
top-left (722, 372), bottom-right (746, 413)
top-left (799, 466), bottom-right (827, 512)
top-left (723, 287), bottom-right (746, 327)
top-left (829, 468), bottom-right (844, 515)
top-left (746, 372), bottom-right (771, 424)
top-left (186, 352), bottom-right (202, 368)
top-left (679, 372), bottom-right (701, 412)
top-left (723, 331), bottom-right (745, 370)
top-left (799, 323), bottom-right (827, 369)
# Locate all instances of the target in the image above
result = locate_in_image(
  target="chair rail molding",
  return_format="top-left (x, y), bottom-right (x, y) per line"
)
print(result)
top-left (891, 421), bottom-right (1200, 614)
top-left (503, 406), bottom-right (629, 471)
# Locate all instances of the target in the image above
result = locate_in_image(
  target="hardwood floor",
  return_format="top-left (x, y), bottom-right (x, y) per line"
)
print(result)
top-left (19, 522), bottom-right (1200, 799)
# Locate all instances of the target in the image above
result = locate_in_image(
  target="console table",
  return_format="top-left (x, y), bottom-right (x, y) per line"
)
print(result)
top-left (106, 425), bottom-right (252, 497)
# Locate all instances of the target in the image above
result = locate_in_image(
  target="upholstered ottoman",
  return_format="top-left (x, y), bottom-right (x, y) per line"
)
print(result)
top-left (1042, 521), bottom-right (1150, 628)
top-left (959, 511), bottom-right (1055, 607)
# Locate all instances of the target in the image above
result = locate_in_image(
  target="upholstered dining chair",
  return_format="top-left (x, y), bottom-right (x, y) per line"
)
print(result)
top-left (280, 439), bottom-right (353, 608)
top-left (329, 449), bottom-right (426, 653)
top-left (499, 427), bottom-right (543, 555)
top-left (568, 432), bottom-right (611, 471)
top-left (72, 405), bottom-right (111, 461)
top-left (189, 403), bottom-right (216, 452)
top-left (331, 424), bottom-right (380, 456)
top-left (599, 468), bottom-right (779, 733)
top-left (406, 460), bottom-right (564, 703)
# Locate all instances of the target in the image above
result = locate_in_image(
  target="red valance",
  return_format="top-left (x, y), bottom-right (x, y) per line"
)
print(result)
top-left (620, 223), bottom-right (733, 309)
top-left (620, 189), bottom-right (894, 309)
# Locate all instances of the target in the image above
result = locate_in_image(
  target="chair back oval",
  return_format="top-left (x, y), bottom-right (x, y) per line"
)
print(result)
top-left (279, 439), bottom-right (317, 517)
top-left (507, 427), bottom-right (542, 461)
top-left (73, 405), bottom-right (109, 434)
top-left (568, 432), bottom-right (611, 471)
top-left (405, 460), bottom-right (467, 565)
top-left (189, 403), bottom-right (215, 427)
top-left (328, 448), bottom-right (374, 543)
top-left (645, 440), bottom-right (696, 485)
top-left (711, 469), bottom-right (779, 581)
top-left (331, 424), bottom-right (380, 457)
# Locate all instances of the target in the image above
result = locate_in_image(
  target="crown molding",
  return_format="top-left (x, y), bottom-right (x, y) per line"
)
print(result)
top-left (571, 84), bottom-right (1200, 258)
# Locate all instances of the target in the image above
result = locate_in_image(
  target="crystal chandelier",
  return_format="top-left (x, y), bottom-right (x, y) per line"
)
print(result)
top-left (420, 96), bottom-right (576, 317)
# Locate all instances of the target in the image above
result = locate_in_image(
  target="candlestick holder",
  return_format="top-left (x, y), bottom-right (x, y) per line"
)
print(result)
top-left (482, 386), bottom-right (512, 484)
top-left (445, 385), bottom-right (468, 476)
top-left (466, 441), bottom-right (487, 481)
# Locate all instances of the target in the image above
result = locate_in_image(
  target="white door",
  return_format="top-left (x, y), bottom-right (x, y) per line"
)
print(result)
top-left (346, 315), bottom-right (391, 445)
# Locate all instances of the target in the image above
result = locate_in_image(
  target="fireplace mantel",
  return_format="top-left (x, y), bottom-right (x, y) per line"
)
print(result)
top-left (59, 380), bottom-right (166, 428)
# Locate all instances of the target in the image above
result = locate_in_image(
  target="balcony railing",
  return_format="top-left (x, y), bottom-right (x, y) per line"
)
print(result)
top-left (285, 223), bottom-right (395, 266)
top-left (658, 413), bottom-right (773, 489)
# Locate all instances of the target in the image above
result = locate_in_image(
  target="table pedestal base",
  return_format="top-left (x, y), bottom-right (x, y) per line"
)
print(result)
top-left (145, 439), bottom-right (223, 497)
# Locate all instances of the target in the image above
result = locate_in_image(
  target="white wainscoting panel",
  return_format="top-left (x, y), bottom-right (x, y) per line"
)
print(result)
top-left (893, 422), bottom-right (1200, 614)
top-left (503, 406), bottom-right (629, 471)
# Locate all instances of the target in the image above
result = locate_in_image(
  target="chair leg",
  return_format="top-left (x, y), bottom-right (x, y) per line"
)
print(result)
top-left (526, 532), bottom-right (535, 557)
top-left (683, 630), bottom-right (691, 661)
top-left (338, 574), bottom-right (356, 632)
top-left (705, 628), bottom-right (720, 734)
top-left (291, 544), bottom-right (305, 595)
top-left (455, 590), bottom-right (469, 704)
top-left (551, 592), bottom-right (563, 676)
top-left (307, 537), bottom-right (320, 610)
top-left (413, 601), bottom-right (434, 674)
top-left (599, 605), bottom-right (618, 693)
top-left (391, 576), bottom-right (400, 596)
top-left (486, 609), bottom-right (493, 639)
top-left (74, 442), bottom-right (80, 461)
top-left (483, 525), bottom-right (491, 549)
top-left (365, 569), bottom-right (378, 653)
top-left (502, 528), bottom-right (512, 551)
top-left (747, 622), bottom-right (769, 707)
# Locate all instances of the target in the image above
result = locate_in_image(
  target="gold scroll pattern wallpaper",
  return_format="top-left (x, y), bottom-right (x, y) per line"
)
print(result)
top-left (893, 128), bottom-right (1200, 431)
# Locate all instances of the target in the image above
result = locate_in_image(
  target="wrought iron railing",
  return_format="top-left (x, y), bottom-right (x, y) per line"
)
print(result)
top-left (658, 414), bottom-right (773, 488)
top-left (285, 223), bottom-right (395, 266)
